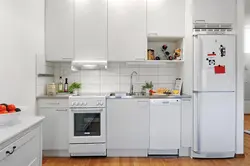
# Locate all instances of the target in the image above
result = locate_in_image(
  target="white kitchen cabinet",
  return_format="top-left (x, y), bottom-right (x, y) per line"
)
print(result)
top-left (193, 0), bottom-right (236, 24)
top-left (0, 123), bottom-right (42, 166)
top-left (38, 99), bottom-right (69, 153)
top-left (74, 0), bottom-right (107, 61)
top-left (45, 0), bottom-right (74, 61)
top-left (107, 99), bottom-right (149, 156)
top-left (147, 0), bottom-right (185, 37)
top-left (181, 98), bottom-right (193, 147)
top-left (108, 0), bottom-right (147, 61)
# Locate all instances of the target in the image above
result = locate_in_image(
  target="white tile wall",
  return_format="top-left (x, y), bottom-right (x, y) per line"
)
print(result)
top-left (36, 54), bottom-right (54, 96)
top-left (52, 62), bottom-right (179, 94)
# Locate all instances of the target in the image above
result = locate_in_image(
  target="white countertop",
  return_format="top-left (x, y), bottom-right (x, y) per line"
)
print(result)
top-left (0, 115), bottom-right (44, 145)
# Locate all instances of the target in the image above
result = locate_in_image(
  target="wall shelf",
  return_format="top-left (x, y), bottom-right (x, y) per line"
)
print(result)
top-left (126, 60), bottom-right (184, 66)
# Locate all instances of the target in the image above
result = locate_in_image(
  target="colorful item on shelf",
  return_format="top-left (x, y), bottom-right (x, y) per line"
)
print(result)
top-left (147, 49), bottom-right (155, 60)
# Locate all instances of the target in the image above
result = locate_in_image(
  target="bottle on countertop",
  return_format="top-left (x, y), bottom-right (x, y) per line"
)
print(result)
top-left (64, 78), bottom-right (68, 92)
top-left (58, 76), bottom-right (63, 92)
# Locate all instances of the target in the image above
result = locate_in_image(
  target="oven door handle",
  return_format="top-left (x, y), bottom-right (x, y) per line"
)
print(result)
top-left (70, 108), bottom-right (103, 112)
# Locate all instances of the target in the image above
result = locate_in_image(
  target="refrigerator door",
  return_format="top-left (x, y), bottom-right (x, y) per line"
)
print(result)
top-left (193, 35), bottom-right (235, 91)
top-left (192, 92), bottom-right (236, 158)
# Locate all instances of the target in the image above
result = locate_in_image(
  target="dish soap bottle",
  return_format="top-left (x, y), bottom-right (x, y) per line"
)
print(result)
top-left (58, 76), bottom-right (63, 93)
top-left (64, 78), bottom-right (68, 92)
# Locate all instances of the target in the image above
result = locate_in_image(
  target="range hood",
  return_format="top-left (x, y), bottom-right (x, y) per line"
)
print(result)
top-left (71, 60), bottom-right (108, 71)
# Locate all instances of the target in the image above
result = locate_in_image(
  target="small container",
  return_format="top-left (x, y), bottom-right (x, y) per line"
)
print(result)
top-left (47, 83), bottom-right (56, 96)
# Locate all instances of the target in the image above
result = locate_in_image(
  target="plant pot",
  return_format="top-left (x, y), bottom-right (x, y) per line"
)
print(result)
top-left (145, 88), bottom-right (151, 95)
top-left (73, 89), bottom-right (80, 96)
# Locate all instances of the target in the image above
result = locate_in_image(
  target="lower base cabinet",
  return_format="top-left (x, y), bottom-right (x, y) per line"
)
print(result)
top-left (107, 99), bottom-right (150, 157)
top-left (0, 125), bottom-right (42, 166)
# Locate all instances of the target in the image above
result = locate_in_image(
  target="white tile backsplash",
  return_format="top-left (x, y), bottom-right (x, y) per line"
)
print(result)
top-left (53, 62), bottom-right (179, 94)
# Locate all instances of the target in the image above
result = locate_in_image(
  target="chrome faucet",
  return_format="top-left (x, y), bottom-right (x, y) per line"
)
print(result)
top-left (130, 71), bottom-right (138, 95)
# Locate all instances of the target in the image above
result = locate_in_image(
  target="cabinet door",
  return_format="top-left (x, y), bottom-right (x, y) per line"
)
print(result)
top-left (193, 0), bottom-right (236, 24)
top-left (181, 98), bottom-right (193, 147)
top-left (45, 0), bottom-right (74, 61)
top-left (108, 0), bottom-right (147, 61)
top-left (147, 0), bottom-right (185, 37)
top-left (75, 0), bottom-right (107, 61)
top-left (0, 128), bottom-right (40, 166)
top-left (39, 107), bottom-right (69, 150)
top-left (107, 99), bottom-right (149, 149)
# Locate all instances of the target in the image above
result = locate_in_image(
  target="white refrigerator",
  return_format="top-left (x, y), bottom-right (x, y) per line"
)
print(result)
top-left (192, 33), bottom-right (236, 158)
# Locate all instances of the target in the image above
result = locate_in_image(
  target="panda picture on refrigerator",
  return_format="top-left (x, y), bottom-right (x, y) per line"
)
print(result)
top-left (192, 29), bottom-right (236, 158)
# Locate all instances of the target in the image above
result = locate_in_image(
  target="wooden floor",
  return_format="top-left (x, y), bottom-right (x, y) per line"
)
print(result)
top-left (43, 115), bottom-right (250, 166)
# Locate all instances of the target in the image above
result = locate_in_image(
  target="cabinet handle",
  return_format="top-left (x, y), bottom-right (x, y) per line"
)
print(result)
top-left (135, 58), bottom-right (145, 61)
top-left (56, 109), bottom-right (68, 112)
top-left (47, 102), bottom-right (60, 105)
top-left (62, 57), bottom-right (72, 60)
top-left (148, 33), bottom-right (158, 36)
top-left (6, 146), bottom-right (16, 156)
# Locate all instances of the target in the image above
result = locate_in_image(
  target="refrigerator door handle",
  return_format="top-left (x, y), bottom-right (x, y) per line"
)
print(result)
top-left (193, 92), bottom-right (201, 154)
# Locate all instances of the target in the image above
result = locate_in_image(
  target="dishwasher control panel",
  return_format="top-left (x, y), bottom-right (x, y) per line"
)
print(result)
top-left (150, 99), bottom-right (180, 105)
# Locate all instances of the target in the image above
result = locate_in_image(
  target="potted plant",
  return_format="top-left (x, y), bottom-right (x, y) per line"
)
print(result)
top-left (69, 82), bottom-right (81, 96)
top-left (142, 81), bottom-right (153, 95)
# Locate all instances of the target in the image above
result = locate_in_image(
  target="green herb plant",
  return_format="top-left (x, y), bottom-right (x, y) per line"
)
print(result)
top-left (142, 81), bottom-right (153, 90)
top-left (69, 82), bottom-right (82, 93)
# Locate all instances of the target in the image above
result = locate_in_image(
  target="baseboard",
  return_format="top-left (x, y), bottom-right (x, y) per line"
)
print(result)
top-left (107, 149), bottom-right (147, 157)
top-left (235, 154), bottom-right (245, 158)
top-left (43, 150), bottom-right (70, 157)
top-left (179, 147), bottom-right (191, 157)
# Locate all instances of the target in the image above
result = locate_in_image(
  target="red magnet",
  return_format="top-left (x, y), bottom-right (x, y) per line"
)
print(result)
top-left (214, 65), bottom-right (225, 74)
top-left (208, 52), bottom-right (216, 56)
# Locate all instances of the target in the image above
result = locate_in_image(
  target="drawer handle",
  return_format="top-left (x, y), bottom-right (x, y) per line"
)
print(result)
top-left (56, 109), bottom-right (68, 112)
top-left (6, 146), bottom-right (16, 156)
top-left (47, 102), bottom-right (60, 105)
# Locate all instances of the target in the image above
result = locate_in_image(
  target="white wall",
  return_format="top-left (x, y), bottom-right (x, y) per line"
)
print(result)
top-left (53, 63), bottom-right (179, 94)
top-left (0, 0), bottom-right (44, 114)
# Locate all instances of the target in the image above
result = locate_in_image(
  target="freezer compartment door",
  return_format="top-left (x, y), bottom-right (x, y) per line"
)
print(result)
top-left (193, 92), bottom-right (236, 154)
top-left (193, 35), bottom-right (235, 91)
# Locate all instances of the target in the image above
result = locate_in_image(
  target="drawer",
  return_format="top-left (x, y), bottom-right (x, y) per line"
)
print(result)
top-left (0, 126), bottom-right (39, 162)
top-left (38, 99), bottom-right (68, 108)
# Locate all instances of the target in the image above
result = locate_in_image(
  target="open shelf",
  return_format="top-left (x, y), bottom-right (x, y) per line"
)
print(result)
top-left (147, 36), bottom-right (184, 61)
top-left (126, 60), bottom-right (184, 65)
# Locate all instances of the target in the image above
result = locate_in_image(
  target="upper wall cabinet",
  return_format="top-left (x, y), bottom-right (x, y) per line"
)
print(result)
top-left (108, 0), bottom-right (147, 61)
top-left (45, 0), bottom-right (74, 62)
top-left (75, 0), bottom-right (107, 61)
top-left (147, 0), bottom-right (185, 37)
top-left (193, 0), bottom-right (236, 24)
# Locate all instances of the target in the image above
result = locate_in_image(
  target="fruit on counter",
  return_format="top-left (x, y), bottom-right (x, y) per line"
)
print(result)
top-left (0, 105), bottom-right (8, 114)
top-left (172, 90), bottom-right (180, 95)
top-left (1, 103), bottom-right (8, 108)
top-left (149, 89), bottom-right (156, 94)
top-left (15, 108), bottom-right (21, 112)
top-left (7, 104), bottom-right (16, 112)
top-left (156, 88), bottom-right (170, 94)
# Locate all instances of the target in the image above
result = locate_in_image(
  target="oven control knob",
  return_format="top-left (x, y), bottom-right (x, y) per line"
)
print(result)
top-left (100, 102), bottom-right (104, 106)
top-left (79, 102), bottom-right (83, 106)
top-left (72, 102), bottom-right (76, 106)
top-left (96, 102), bottom-right (100, 106)
top-left (83, 102), bottom-right (87, 106)
top-left (75, 102), bottom-right (80, 106)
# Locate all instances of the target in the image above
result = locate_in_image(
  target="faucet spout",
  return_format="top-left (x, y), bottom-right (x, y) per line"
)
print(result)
top-left (130, 71), bottom-right (138, 95)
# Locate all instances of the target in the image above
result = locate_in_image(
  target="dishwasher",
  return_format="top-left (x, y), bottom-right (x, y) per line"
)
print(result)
top-left (149, 99), bottom-right (181, 156)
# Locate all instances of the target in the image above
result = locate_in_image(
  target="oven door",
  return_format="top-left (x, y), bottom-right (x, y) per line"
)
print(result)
top-left (69, 107), bottom-right (106, 144)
